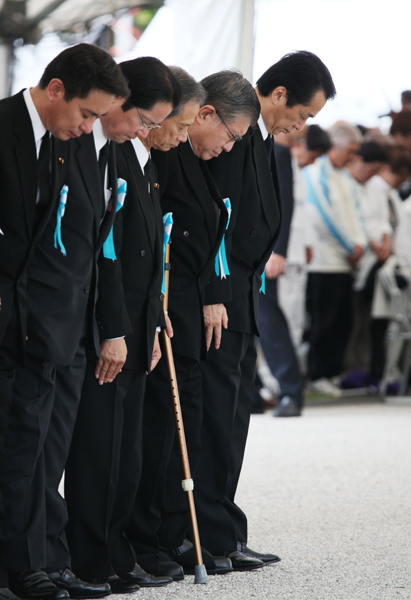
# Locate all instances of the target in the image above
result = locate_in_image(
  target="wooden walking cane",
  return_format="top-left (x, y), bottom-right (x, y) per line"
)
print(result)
top-left (161, 242), bottom-right (208, 584)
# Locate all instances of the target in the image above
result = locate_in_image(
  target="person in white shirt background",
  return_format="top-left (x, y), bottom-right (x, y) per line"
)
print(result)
top-left (304, 122), bottom-right (366, 393)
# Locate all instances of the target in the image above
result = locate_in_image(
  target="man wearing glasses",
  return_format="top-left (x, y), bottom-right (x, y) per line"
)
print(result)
top-left (126, 70), bottom-right (261, 578)
top-left (63, 57), bottom-right (182, 589)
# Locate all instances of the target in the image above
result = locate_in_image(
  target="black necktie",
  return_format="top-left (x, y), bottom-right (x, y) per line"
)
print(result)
top-left (37, 132), bottom-right (51, 207)
top-left (33, 132), bottom-right (51, 230)
top-left (99, 141), bottom-right (110, 216)
top-left (264, 134), bottom-right (273, 161)
top-left (144, 157), bottom-right (152, 192)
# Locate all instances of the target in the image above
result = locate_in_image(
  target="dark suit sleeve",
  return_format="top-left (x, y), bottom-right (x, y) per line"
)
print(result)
top-left (273, 144), bottom-right (294, 257)
top-left (95, 205), bottom-right (132, 340)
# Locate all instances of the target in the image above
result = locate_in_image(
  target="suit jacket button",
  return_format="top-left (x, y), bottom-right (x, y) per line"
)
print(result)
top-left (250, 230), bottom-right (257, 238)
top-left (84, 286), bottom-right (90, 293)
top-left (160, 293), bottom-right (164, 301)
top-left (183, 230), bottom-right (189, 237)
top-left (140, 250), bottom-right (145, 257)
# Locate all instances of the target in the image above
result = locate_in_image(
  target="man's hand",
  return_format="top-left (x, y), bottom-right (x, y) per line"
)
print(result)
top-left (95, 338), bottom-right (127, 385)
top-left (348, 244), bottom-right (364, 267)
top-left (265, 253), bottom-right (286, 279)
top-left (165, 314), bottom-right (174, 338)
top-left (203, 303), bottom-right (228, 350)
top-left (150, 332), bottom-right (162, 372)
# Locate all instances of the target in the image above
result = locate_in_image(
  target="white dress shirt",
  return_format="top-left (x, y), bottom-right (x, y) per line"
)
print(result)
top-left (23, 87), bottom-right (46, 159)
top-left (93, 119), bottom-right (112, 211)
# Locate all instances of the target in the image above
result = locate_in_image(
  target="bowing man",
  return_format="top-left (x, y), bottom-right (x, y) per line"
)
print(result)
top-left (196, 51), bottom-right (336, 568)
top-left (0, 44), bottom-right (130, 600)
top-left (64, 58), bottom-right (181, 591)
top-left (126, 70), bottom-right (260, 578)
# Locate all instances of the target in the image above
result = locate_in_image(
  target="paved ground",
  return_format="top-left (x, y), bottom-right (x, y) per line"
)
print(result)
top-left (119, 400), bottom-right (411, 600)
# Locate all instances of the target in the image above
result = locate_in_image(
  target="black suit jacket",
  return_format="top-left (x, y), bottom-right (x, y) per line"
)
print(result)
top-left (153, 141), bottom-right (229, 361)
top-left (0, 91), bottom-right (68, 351)
top-left (95, 141), bottom-right (164, 373)
top-left (208, 125), bottom-right (282, 335)
top-left (25, 132), bottom-right (118, 366)
top-left (273, 144), bottom-right (294, 257)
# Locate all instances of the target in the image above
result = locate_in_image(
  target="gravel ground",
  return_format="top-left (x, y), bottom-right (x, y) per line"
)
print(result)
top-left (118, 401), bottom-right (411, 600)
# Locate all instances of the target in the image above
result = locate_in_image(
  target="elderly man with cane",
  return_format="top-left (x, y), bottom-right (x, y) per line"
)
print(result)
top-left (125, 69), bottom-right (260, 578)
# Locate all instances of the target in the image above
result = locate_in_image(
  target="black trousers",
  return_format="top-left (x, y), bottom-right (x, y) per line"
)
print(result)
top-left (194, 331), bottom-right (256, 554)
top-left (0, 345), bottom-right (86, 573)
top-left (65, 363), bottom-right (146, 580)
top-left (127, 351), bottom-right (203, 553)
top-left (307, 272), bottom-right (353, 381)
top-left (256, 278), bottom-right (304, 408)
top-left (0, 306), bottom-right (22, 586)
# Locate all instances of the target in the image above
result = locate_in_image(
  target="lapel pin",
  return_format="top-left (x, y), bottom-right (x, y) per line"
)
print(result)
top-left (154, 183), bottom-right (160, 190)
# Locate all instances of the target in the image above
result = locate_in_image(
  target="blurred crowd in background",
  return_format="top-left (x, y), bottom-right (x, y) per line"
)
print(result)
top-left (254, 93), bottom-right (411, 414)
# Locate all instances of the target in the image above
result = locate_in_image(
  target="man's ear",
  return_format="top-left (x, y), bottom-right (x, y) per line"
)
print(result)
top-left (196, 104), bottom-right (216, 122)
top-left (270, 86), bottom-right (287, 106)
top-left (47, 78), bottom-right (66, 102)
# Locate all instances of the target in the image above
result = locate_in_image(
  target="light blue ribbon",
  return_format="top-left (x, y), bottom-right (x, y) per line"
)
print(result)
top-left (54, 185), bottom-right (69, 255)
top-left (215, 198), bottom-right (231, 278)
top-left (103, 178), bottom-right (127, 260)
top-left (260, 268), bottom-right (266, 294)
top-left (162, 212), bottom-right (173, 294)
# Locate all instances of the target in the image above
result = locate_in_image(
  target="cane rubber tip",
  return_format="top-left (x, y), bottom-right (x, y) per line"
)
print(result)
top-left (194, 564), bottom-right (208, 584)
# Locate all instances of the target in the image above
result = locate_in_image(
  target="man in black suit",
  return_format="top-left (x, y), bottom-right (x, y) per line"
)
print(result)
top-left (0, 44), bottom-right (128, 600)
top-left (196, 52), bottom-right (336, 563)
top-left (254, 125), bottom-right (332, 416)
top-left (253, 141), bottom-right (304, 417)
top-left (0, 45), bottom-right (130, 600)
top-left (64, 58), bottom-right (183, 590)
top-left (125, 70), bottom-right (260, 577)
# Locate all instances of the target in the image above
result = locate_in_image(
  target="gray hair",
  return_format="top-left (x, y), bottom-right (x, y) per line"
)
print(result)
top-left (167, 66), bottom-right (206, 118)
top-left (200, 69), bottom-right (260, 127)
top-left (328, 121), bottom-right (363, 148)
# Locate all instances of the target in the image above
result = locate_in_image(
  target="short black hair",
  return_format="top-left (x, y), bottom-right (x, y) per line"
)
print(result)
top-left (390, 111), bottom-right (411, 136)
top-left (167, 66), bottom-right (206, 118)
top-left (39, 43), bottom-right (129, 101)
top-left (119, 57), bottom-right (181, 113)
top-left (306, 124), bottom-right (331, 153)
top-left (256, 50), bottom-right (336, 107)
top-left (387, 147), bottom-right (411, 175)
top-left (200, 70), bottom-right (260, 126)
top-left (401, 90), bottom-right (411, 103)
top-left (357, 141), bottom-right (389, 163)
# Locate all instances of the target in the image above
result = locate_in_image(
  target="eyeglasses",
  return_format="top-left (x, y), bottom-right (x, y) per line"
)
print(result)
top-left (137, 107), bottom-right (162, 130)
top-left (216, 111), bottom-right (242, 143)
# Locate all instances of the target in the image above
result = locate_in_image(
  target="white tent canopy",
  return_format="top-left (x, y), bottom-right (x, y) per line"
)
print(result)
top-left (121, 0), bottom-right (255, 81)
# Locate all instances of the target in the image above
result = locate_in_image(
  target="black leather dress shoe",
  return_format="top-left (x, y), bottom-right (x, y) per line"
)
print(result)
top-left (169, 539), bottom-right (233, 575)
top-left (223, 551), bottom-right (264, 571)
top-left (0, 588), bottom-right (22, 600)
top-left (136, 552), bottom-right (184, 581)
top-left (237, 541), bottom-right (281, 564)
top-left (9, 570), bottom-right (69, 600)
top-left (273, 396), bottom-right (301, 417)
top-left (117, 563), bottom-right (172, 587)
top-left (48, 569), bottom-right (110, 599)
top-left (94, 575), bottom-right (139, 594)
